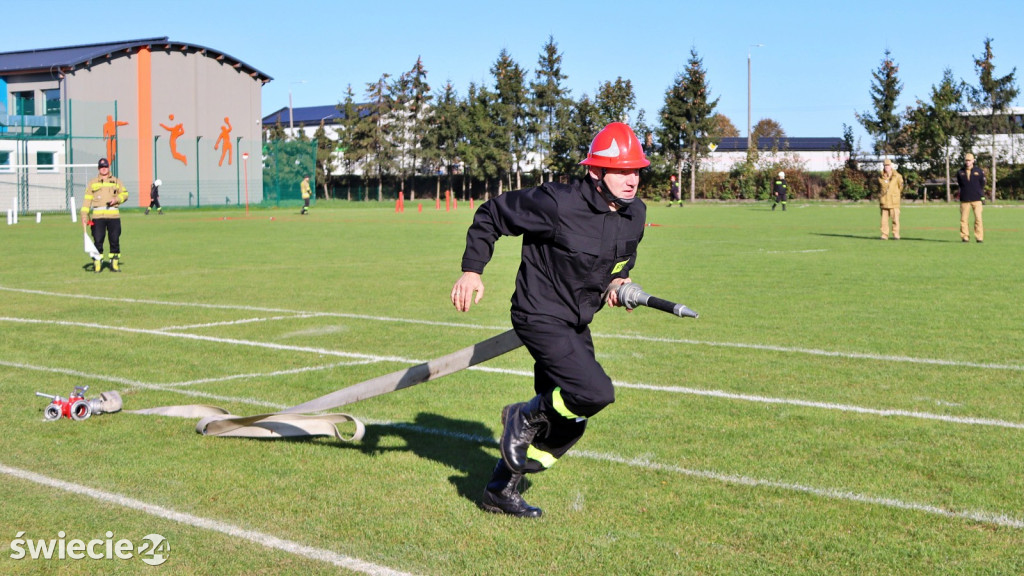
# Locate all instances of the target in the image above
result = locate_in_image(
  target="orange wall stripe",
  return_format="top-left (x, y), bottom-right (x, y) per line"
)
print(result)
top-left (137, 47), bottom-right (153, 206)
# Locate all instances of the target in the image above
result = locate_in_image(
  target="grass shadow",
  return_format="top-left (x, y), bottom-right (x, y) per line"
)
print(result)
top-left (811, 233), bottom-right (954, 243)
top-left (353, 412), bottom-right (504, 506)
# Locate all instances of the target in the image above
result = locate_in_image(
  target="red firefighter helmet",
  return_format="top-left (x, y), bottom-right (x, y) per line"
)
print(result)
top-left (579, 122), bottom-right (650, 169)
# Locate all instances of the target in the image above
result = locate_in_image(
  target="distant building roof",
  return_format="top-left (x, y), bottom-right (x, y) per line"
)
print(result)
top-left (262, 104), bottom-right (370, 127)
top-left (715, 137), bottom-right (848, 152)
top-left (0, 37), bottom-right (272, 83)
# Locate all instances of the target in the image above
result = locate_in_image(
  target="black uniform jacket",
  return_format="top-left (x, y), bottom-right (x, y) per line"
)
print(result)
top-left (773, 179), bottom-right (788, 199)
top-left (956, 167), bottom-right (986, 202)
top-left (461, 177), bottom-right (646, 327)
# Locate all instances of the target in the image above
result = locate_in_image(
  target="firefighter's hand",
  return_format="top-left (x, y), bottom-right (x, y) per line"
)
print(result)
top-left (451, 272), bottom-right (484, 312)
top-left (605, 277), bottom-right (631, 308)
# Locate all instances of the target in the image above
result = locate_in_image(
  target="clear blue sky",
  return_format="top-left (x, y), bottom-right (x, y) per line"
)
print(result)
top-left (7, 0), bottom-right (1023, 151)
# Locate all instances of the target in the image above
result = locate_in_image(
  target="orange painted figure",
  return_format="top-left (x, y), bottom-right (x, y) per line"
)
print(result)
top-left (103, 115), bottom-right (129, 166)
top-left (214, 117), bottom-right (233, 167)
top-left (159, 114), bottom-right (187, 166)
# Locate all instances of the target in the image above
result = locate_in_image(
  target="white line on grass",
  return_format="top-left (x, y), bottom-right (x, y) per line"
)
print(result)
top-left (159, 313), bottom-right (327, 331)
top-left (0, 360), bottom-right (287, 410)
top-left (615, 380), bottom-right (1024, 429)
top-left (361, 422), bottom-right (1024, 530)
top-left (2, 330), bottom-right (1024, 428)
top-left (0, 464), bottom-right (419, 576)
top-left (161, 359), bottom-right (381, 388)
top-left (747, 249), bottom-right (830, 254)
top-left (570, 450), bottom-right (1024, 529)
top-left (7, 360), bottom-right (1022, 531)
top-left (0, 316), bottom-right (413, 364)
top-left (3, 285), bottom-right (1021, 372)
top-left (600, 334), bottom-right (1024, 372)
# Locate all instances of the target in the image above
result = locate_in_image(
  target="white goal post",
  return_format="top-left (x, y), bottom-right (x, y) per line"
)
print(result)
top-left (0, 163), bottom-right (97, 214)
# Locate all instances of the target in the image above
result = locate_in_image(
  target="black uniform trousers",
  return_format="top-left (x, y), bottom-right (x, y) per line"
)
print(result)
top-left (91, 219), bottom-right (122, 255)
top-left (512, 310), bottom-right (614, 470)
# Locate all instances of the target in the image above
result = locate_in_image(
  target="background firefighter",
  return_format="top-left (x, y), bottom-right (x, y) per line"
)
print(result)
top-left (772, 171), bottom-right (788, 211)
top-left (80, 158), bottom-right (129, 273)
top-left (451, 122), bottom-right (649, 518)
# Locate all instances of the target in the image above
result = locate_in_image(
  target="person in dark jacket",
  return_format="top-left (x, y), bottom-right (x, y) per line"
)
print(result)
top-left (772, 171), bottom-right (788, 211)
top-left (956, 153), bottom-right (985, 243)
top-left (145, 179), bottom-right (163, 215)
top-left (451, 122), bottom-right (649, 518)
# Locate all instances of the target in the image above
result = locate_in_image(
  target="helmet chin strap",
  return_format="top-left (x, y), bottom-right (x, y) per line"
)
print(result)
top-left (595, 168), bottom-right (635, 209)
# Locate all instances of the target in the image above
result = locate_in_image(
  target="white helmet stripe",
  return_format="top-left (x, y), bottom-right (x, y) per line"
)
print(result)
top-left (593, 138), bottom-right (620, 158)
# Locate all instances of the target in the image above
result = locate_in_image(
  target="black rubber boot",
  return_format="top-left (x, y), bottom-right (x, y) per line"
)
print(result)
top-left (500, 395), bottom-right (549, 474)
top-left (480, 459), bottom-right (542, 518)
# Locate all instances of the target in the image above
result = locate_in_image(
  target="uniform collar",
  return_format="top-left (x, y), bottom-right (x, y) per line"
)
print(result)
top-left (581, 176), bottom-right (636, 216)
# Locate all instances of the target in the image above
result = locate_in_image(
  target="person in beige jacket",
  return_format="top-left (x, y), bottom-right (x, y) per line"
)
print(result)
top-left (878, 158), bottom-right (904, 240)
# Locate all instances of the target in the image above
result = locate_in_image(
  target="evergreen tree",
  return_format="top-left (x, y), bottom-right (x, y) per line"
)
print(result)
top-left (266, 118), bottom-right (288, 142)
top-left (460, 82), bottom-right (501, 200)
top-left (595, 77), bottom-right (637, 126)
top-left (531, 36), bottom-right (571, 183)
top-left (421, 81), bottom-right (464, 198)
top-left (906, 69), bottom-right (968, 201)
top-left (335, 84), bottom-right (363, 200)
top-left (658, 48), bottom-right (719, 201)
top-left (490, 49), bottom-right (529, 192)
top-left (312, 120), bottom-right (335, 199)
top-left (360, 73), bottom-right (398, 201)
top-left (970, 37), bottom-right (1018, 200)
top-left (549, 94), bottom-right (599, 178)
top-left (858, 49), bottom-right (903, 156)
top-left (392, 57), bottom-right (432, 199)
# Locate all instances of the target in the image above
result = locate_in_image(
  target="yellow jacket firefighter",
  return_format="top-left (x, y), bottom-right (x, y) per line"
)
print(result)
top-left (877, 169), bottom-right (903, 209)
top-left (81, 175), bottom-right (129, 219)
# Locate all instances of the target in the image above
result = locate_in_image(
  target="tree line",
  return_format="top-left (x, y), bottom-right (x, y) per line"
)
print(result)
top-left (857, 37), bottom-right (1019, 202)
top-left (265, 36), bottom-right (1022, 202)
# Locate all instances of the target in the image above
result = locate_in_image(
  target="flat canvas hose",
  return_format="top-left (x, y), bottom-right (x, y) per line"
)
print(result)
top-left (129, 330), bottom-right (524, 442)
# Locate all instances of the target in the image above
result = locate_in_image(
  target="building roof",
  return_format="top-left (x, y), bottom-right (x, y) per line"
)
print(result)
top-left (262, 104), bottom-right (371, 127)
top-left (715, 137), bottom-right (848, 152)
top-left (0, 37), bottom-right (272, 83)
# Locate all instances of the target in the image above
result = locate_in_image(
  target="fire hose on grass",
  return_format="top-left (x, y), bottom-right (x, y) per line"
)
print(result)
top-left (118, 283), bottom-right (696, 442)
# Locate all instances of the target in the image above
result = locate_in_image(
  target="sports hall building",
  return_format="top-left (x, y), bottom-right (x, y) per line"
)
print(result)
top-left (0, 37), bottom-right (271, 212)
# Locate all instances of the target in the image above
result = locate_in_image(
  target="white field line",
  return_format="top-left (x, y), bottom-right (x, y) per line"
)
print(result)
top-left (161, 360), bottom-right (381, 388)
top-left (3, 285), bottom-right (1021, 372)
top-left (747, 249), bottom-right (830, 254)
top-left (0, 464), bottom-right (419, 576)
top-left (355, 422), bottom-right (1024, 530)
top-left (0, 286), bottom-right (483, 329)
top-left (6, 361), bottom-right (1023, 531)
top-left (4, 316), bottom-right (1024, 430)
top-left (0, 316), bottom-right (414, 364)
top-left (571, 450), bottom-right (1024, 529)
top-left (615, 381), bottom-right (1024, 430)
top-left (598, 332), bottom-right (1024, 372)
top-left (159, 313), bottom-right (327, 331)
top-left (1, 360), bottom-right (288, 410)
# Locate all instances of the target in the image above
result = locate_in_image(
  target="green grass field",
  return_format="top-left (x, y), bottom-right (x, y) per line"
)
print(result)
top-left (2, 198), bottom-right (1023, 575)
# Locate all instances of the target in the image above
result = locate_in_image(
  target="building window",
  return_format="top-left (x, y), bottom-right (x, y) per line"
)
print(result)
top-left (36, 151), bottom-right (55, 171)
top-left (44, 89), bottom-right (60, 116)
top-left (0, 151), bottom-right (10, 171)
top-left (15, 91), bottom-right (35, 115)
